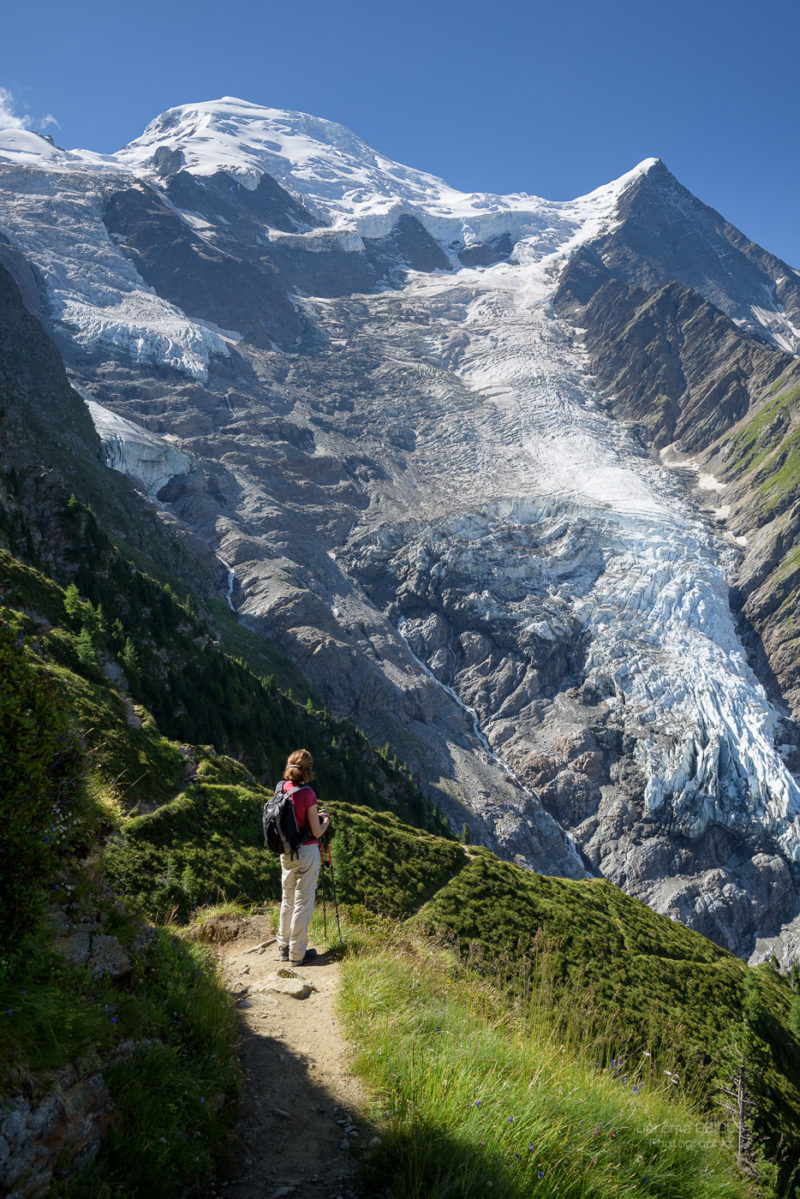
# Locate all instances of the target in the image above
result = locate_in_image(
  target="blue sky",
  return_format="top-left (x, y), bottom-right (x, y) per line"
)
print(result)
top-left (3, 0), bottom-right (798, 265)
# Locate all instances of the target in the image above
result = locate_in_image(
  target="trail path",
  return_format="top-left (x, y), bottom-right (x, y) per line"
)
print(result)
top-left (210, 916), bottom-right (369, 1199)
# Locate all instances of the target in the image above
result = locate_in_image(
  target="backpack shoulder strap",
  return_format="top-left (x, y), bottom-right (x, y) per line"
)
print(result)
top-left (276, 782), bottom-right (304, 799)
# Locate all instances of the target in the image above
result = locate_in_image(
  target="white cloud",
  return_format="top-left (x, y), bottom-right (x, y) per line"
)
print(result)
top-left (0, 87), bottom-right (60, 133)
top-left (0, 87), bottom-right (31, 130)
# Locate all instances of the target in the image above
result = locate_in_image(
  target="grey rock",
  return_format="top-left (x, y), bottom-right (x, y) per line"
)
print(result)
top-left (2, 1108), bottom-right (30, 1147)
top-left (88, 935), bottom-right (131, 980)
top-left (52, 931), bottom-right (90, 967)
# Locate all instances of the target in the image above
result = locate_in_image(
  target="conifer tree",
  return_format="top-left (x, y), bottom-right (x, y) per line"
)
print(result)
top-left (122, 637), bottom-right (139, 680)
top-left (63, 582), bottom-right (82, 622)
top-left (76, 625), bottom-right (96, 668)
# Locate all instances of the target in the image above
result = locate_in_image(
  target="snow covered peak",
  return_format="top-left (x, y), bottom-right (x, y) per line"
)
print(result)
top-left (0, 96), bottom-right (661, 257)
top-left (116, 96), bottom-right (458, 207)
top-left (114, 97), bottom-right (656, 248)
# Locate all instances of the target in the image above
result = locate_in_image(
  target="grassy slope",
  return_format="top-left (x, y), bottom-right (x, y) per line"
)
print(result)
top-left (323, 808), bottom-right (800, 1192)
top-left (722, 368), bottom-right (800, 516)
top-left (0, 542), bottom-right (448, 1194)
top-left (339, 932), bottom-right (765, 1199)
top-left (3, 554), bottom-right (800, 1191)
top-left (109, 780), bottom-right (800, 1191)
top-left (0, 546), bottom-right (447, 828)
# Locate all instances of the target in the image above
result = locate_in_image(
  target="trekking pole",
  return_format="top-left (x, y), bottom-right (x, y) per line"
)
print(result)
top-left (323, 837), bottom-right (343, 943)
top-left (319, 839), bottom-right (328, 939)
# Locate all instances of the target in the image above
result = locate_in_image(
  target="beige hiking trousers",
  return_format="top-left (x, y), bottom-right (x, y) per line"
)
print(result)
top-left (277, 841), bottom-right (321, 963)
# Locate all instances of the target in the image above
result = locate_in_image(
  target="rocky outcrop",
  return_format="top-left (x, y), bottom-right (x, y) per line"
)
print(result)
top-left (164, 167), bottom-right (317, 234)
top-left (103, 184), bottom-right (309, 350)
top-left (0, 260), bottom-right (216, 591)
top-left (554, 245), bottom-right (788, 451)
top-left (586, 159), bottom-right (800, 353)
top-left (0, 1064), bottom-right (114, 1197)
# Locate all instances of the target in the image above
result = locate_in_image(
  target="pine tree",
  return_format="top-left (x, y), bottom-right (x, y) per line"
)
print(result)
top-left (122, 637), bottom-right (139, 680)
top-left (63, 582), bottom-right (82, 622)
top-left (76, 625), bottom-right (96, 668)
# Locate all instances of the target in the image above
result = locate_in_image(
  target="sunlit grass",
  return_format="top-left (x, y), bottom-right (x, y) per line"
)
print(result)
top-left (338, 929), bottom-right (765, 1199)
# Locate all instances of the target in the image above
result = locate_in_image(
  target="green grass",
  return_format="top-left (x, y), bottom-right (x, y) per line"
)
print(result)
top-left (721, 375), bottom-right (800, 518)
top-left (1, 914), bottom-right (239, 1198)
top-left (49, 665), bottom-right (186, 808)
top-left (329, 802), bottom-right (468, 917)
top-left (103, 778), bottom-right (278, 922)
top-left (0, 548), bottom-right (71, 625)
top-left (55, 928), bottom-right (238, 1198)
top-left (300, 812), bottom-right (800, 1186)
top-left (757, 428), bottom-right (800, 514)
top-left (412, 853), bottom-right (800, 1173)
top-left (338, 929), bottom-right (766, 1198)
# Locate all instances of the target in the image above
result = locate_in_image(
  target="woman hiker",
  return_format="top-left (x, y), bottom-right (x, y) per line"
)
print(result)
top-left (276, 748), bottom-right (330, 966)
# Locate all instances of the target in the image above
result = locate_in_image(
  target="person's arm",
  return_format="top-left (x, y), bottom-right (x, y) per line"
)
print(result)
top-left (306, 804), bottom-right (330, 839)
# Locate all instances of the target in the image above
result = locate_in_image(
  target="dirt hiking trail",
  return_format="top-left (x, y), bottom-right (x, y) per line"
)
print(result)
top-left (208, 915), bottom-right (370, 1199)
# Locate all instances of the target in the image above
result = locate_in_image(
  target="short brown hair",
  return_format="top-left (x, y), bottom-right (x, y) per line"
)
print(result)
top-left (284, 748), bottom-right (314, 785)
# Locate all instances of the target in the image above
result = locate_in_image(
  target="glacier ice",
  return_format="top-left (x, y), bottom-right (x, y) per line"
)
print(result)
top-left (0, 163), bottom-right (229, 380)
top-left (345, 241), bottom-right (800, 862)
top-left (85, 398), bottom-right (192, 499)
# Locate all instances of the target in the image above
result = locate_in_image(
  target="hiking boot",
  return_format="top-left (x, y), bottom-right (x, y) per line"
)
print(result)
top-left (278, 945), bottom-right (289, 961)
top-left (291, 948), bottom-right (318, 966)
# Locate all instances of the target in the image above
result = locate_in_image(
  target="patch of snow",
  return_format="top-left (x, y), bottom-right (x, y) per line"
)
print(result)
top-left (0, 128), bottom-right (67, 164)
top-left (749, 302), bottom-right (800, 355)
top-left (191, 316), bottom-right (243, 343)
top-left (698, 472), bottom-right (726, 493)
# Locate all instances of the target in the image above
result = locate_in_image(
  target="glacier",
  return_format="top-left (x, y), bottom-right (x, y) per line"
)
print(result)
top-left (342, 254), bottom-right (800, 858)
top-left (0, 161), bottom-right (230, 379)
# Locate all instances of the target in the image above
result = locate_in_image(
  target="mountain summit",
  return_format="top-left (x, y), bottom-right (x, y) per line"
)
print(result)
top-left (2, 99), bottom-right (800, 963)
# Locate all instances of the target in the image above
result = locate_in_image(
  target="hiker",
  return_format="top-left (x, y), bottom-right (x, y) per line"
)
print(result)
top-left (275, 748), bottom-right (330, 966)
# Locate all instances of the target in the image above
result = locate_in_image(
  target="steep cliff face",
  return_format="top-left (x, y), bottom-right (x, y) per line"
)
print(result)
top-left (2, 103), bottom-right (800, 960)
top-left (0, 258), bottom-right (217, 592)
top-left (554, 246), bottom-right (789, 450)
top-left (579, 159), bottom-right (800, 353)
